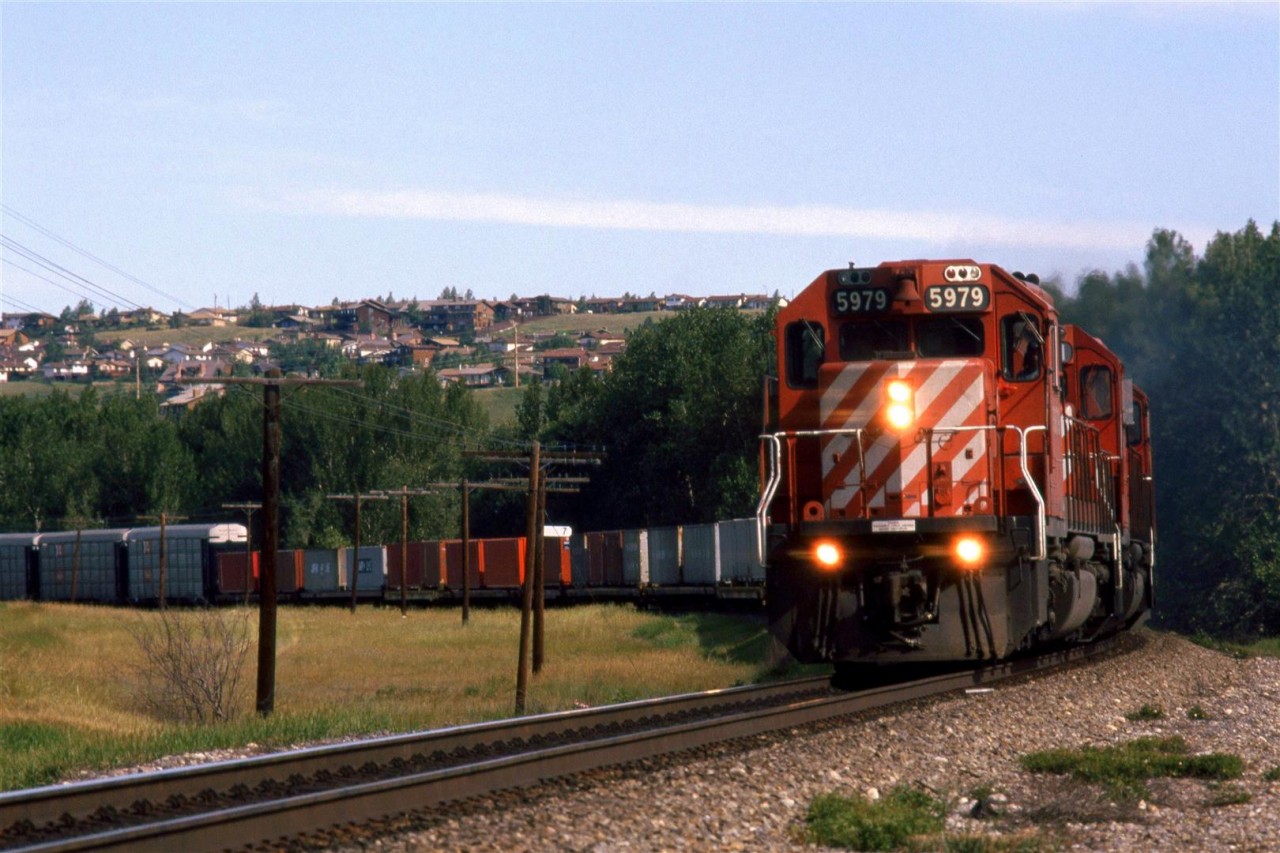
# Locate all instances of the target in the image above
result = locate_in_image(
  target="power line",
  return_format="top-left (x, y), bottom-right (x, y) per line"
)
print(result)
top-left (0, 287), bottom-right (48, 315)
top-left (1, 236), bottom-right (147, 312)
top-left (1, 205), bottom-right (196, 310)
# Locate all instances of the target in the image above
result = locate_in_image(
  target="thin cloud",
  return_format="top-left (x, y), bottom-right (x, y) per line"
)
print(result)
top-left (262, 188), bottom-right (1188, 251)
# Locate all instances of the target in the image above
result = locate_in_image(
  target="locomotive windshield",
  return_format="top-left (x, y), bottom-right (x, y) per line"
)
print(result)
top-left (838, 318), bottom-right (907, 360)
top-left (839, 316), bottom-right (984, 361)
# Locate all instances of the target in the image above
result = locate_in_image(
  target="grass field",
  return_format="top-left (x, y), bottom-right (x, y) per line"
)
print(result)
top-left (497, 310), bottom-right (669, 338)
top-left (92, 325), bottom-right (278, 349)
top-left (0, 381), bottom-right (135, 399)
top-left (471, 385), bottom-right (525, 427)
top-left (0, 382), bottom-right (59, 398)
top-left (0, 601), bottom-right (802, 791)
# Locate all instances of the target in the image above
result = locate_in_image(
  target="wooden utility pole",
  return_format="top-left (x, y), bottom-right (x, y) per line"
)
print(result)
top-left (327, 491), bottom-right (388, 613)
top-left (461, 479), bottom-right (471, 624)
top-left (462, 447), bottom-right (598, 713)
top-left (178, 373), bottom-right (361, 717)
top-left (515, 441), bottom-right (540, 715)
top-left (532, 468), bottom-right (547, 674)
top-left (223, 502), bottom-right (262, 606)
top-left (138, 511), bottom-right (189, 610)
top-left (379, 486), bottom-right (432, 616)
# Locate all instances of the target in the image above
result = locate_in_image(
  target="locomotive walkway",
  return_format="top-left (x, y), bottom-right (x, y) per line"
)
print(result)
top-left (0, 640), bottom-right (1118, 852)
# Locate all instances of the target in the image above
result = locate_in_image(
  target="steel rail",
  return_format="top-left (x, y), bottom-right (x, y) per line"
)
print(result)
top-left (2, 638), bottom-right (1120, 853)
top-left (0, 676), bottom-right (831, 845)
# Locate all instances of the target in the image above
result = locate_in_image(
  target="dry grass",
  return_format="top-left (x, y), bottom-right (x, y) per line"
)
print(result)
top-left (93, 326), bottom-right (278, 348)
top-left (0, 602), bottom-right (777, 789)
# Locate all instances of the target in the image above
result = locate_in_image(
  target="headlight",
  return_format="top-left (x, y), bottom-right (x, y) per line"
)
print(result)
top-left (884, 380), bottom-right (914, 430)
top-left (954, 536), bottom-right (985, 569)
top-left (813, 541), bottom-right (842, 570)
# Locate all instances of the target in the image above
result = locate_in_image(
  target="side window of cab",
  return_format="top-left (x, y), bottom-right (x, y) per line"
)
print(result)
top-left (1081, 366), bottom-right (1113, 420)
top-left (1000, 314), bottom-right (1043, 382)
top-left (785, 321), bottom-right (825, 389)
top-left (1126, 398), bottom-right (1147, 446)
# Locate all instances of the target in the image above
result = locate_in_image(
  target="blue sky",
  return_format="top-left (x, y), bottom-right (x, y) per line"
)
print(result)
top-left (3, 2), bottom-right (1277, 315)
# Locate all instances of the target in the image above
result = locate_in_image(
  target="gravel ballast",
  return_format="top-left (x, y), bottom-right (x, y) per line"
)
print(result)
top-left (347, 630), bottom-right (1280, 852)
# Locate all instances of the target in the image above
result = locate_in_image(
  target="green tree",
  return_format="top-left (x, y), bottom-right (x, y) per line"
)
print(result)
top-left (544, 306), bottom-right (776, 529)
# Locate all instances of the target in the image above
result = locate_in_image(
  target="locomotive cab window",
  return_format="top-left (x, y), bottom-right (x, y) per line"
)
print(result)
top-left (839, 318), bottom-right (908, 361)
top-left (786, 321), bottom-right (826, 388)
top-left (1000, 314), bottom-right (1043, 382)
top-left (1127, 398), bottom-right (1147, 446)
top-left (917, 317), bottom-right (984, 358)
top-left (1081, 366), bottom-right (1113, 420)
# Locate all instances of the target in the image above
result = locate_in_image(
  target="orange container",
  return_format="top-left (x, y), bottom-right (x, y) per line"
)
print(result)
top-left (444, 539), bottom-right (483, 589)
top-left (481, 537), bottom-right (526, 588)
top-left (542, 536), bottom-right (571, 586)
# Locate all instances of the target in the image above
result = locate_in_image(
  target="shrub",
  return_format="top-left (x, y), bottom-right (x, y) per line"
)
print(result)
top-left (130, 607), bottom-right (252, 724)
top-left (805, 785), bottom-right (944, 851)
top-left (1186, 705), bottom-right (1211, 720)
top-left (1206, 783), bottom-right (1251, 807)
top-left (1020, 736), bottom-right (1243, 800)
top-left (1125, 703), bottom-right (1164, 722)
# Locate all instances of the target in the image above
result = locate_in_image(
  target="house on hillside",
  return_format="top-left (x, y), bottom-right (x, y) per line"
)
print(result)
top-left (158, 358), bottom-right (232, 385)
top-left (160, 384), bottom-right (225, 414)
top-left (577, 329), bottom-right (625, 348)
top-left (436, 365), bottom-right (504, 388)
top-left (188, 308), bottom-right (234, 327)
top-left (120, 307), bottom-right (168, 327)
top-left (620, 296), bottom-right (663, 313)
top-left (0, 328), bottom-right (29, 347)
top-left (743, 293), bottom-right (788, 310)
top-left (536, 347), bottom-right (598, 379)
top-left (420, 300), bottom-right (495, 335)
top-left (703, 294), bottom-right (744, 310)
top-left (663, 294), bottom-right (704, 311)
top-left (582, 297), bottom-right (623, 315)
top-left (511, 295), bottom-right (577, 317)
top-left (333, 300), bottom-right (396, 335)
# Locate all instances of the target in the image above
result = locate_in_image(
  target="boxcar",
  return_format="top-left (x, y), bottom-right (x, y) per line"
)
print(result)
top-left (38, 529), bottom-right (128, 603)
top-left (0, 533), bottom-right (40, 600)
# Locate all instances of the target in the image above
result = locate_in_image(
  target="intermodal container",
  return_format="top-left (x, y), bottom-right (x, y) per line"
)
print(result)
top-left (216, 550), bottom-right (259, 598)
top-left (274, 549), bottom-right (304, 595)
top-left (387, 541), bottom-right (435, 590)
top-left (543, 536), bottom-right (571, 586)
top-left (444, 539), bottom-right (483, 589)
top-left (681, 523), bottom-right (720, 585)
top-left (717, 518), bottom-right (764, 583)
top-left (646, 526), bottom-right (682, 586)
top-left (622, 529), bottom-right (649, 586)
top-left (481, 537), bottom-right (526, 588)
top-left (302, 548), bottom-right (344, 593)
top-left (344, 546), bottom-right (387, 593)
top-left (569, 535), bottom-right (590, 587)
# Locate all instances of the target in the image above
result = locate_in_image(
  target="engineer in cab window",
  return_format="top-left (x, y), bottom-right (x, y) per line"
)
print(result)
top-left (1002, 315), bottom-right (1042, 381)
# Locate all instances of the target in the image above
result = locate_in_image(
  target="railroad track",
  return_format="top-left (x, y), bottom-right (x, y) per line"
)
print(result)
top-left (0, 637), bottom-right (1121, 852)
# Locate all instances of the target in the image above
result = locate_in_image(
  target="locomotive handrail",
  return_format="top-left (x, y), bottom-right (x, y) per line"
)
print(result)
top-left (755, 428), bottom-right (867, 565)
top-left (755, 424), bottom-right (1047, 565)
top-left (925, 423), bottom-right (1046, 561)
top-left (1019, 425), bottom-right (1048, 561)
top-left (756, 434), bottom-right (783, 565)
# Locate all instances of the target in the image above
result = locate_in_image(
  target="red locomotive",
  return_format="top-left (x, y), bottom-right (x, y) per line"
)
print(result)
top-left (759, 260), bottom-right (1154, 667)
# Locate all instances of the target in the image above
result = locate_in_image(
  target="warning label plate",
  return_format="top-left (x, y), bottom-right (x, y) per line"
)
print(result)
top-left (871, 520), bottom-right (917, 533)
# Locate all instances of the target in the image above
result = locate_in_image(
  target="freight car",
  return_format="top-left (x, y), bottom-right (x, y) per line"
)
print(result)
top-left (2, 520), bottom-right (766, 607)
top-left (759, 260), bottom-right (1155, 668)
top-left (0, 524), bottom-right (247, 604)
